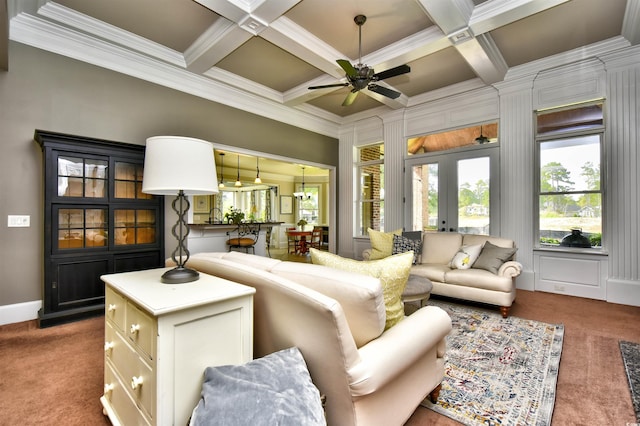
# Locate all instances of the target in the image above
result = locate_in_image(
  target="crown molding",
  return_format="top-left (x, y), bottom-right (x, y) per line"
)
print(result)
top-left (10, 13), bottom-right (339, 138)
top-left (38, 1), bottom-right (185, 67)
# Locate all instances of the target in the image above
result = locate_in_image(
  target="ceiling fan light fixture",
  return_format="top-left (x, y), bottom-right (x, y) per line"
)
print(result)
top-left (307, 14), bottom-right (410, 106)
top-left (475, 125), bottom-right (489, 144)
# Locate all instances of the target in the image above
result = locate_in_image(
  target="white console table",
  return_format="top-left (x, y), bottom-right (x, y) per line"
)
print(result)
top-left (100, 268), bottom-right (255, 425)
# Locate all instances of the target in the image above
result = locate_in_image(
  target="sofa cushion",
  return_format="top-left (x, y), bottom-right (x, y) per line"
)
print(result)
top-left (310, 248), bottom-right (412, 330)
top-left (444, 268), bottom-right (514, 292)
top-left (472, 241), bottom-right (518, 274)
top-left (421, 233), bottom-right (463, 264)
top-left (189, 347), bottom-right (325, 426)
top-left (449, 244), bottom-right (482, 269)
top-left (392, 234), bottom-right (423, 264)
top-left (367, 228), bottom-right (402, 260)
top-left (411, 264), bottom-right (449, 283)
top-left (268, 261), bottom-right (385, 347)
top-left (463, 234), bottom-right (515, 249)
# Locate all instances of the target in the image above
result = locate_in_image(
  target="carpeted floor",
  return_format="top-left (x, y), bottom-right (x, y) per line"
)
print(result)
top-left (421, 300), bottom-right (563, 425)
top-left (1, 289), bottom-right (639, 425)
top-left (620, 340), bottom-right (640, 422)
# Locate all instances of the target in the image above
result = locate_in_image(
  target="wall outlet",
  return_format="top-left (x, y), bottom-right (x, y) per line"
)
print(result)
top-left (554, 284), bottom-right (566, 292)
top-left (8, 215), bottom-right (30, 227)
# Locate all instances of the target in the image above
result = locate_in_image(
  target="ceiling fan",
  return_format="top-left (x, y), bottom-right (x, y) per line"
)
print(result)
top-left (308, 15), bottom-right (411, 106)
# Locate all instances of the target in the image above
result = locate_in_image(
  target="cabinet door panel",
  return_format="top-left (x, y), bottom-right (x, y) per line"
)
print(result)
top-left (54, 258), bottom-right (109, 310)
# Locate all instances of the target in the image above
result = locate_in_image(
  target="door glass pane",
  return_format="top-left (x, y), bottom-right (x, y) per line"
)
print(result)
top-left (411, 164), bottom-right (438, 232)
top-left (457, 157), bottom-right (490, 235)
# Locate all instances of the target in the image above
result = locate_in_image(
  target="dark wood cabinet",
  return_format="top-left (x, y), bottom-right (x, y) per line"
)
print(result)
top-left (35, 130), bottom-right (164, 327)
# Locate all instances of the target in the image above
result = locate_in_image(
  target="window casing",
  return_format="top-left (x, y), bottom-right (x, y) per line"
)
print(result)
top-left (357, 143), bottom-right (384, 235)
top-left (536, 102), bottom-right (604, 248)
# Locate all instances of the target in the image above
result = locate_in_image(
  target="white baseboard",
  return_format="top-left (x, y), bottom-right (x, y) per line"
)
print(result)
top-left (515, 270), bottom-right (535, 291)
top-left (606, 278), bottom-right (640, 307)
top-left (0, 300), bottom-right (42, 326)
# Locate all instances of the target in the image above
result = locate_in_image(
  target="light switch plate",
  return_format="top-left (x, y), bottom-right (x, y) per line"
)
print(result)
top-left (8, 215), bottom-right (30, 227)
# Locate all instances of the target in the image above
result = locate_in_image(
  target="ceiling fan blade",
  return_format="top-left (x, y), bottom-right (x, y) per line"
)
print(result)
top-left (368, 84), bottom-right (401, 99)
top-left (342, 91), bottom-right (359, 106)
top-left (308, 83), bottom-right (349, 90)
top-left (337, 59), bottom-right (358, 78)
top-left (373, 64), bottom-right (411, 81)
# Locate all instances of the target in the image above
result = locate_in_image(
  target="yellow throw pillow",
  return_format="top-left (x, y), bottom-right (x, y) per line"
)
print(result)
top-left (368, 228), bottom-right (402, 260)
top-left (310, 248), bottom-right (412, 330)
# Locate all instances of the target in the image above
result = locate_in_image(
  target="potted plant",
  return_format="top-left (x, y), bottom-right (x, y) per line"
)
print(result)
top-left (297, 218), bottom-right (308, 230)
top-left (224, 207), bottom-right (245, 224)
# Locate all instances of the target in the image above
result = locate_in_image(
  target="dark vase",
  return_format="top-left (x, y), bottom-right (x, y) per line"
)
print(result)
top-left (560, 228), bottom-right (591, 248)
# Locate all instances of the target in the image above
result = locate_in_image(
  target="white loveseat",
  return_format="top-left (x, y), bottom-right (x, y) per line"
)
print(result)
top-left (169, 251), bottom-right (452, 426)
top-left (365, 232), bottom-right (522, 318)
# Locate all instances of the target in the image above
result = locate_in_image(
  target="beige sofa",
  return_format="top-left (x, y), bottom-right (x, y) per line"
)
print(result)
top-left (365, 232), bottom-right (522, 318)
top-left (170, 251), bottom-right (452, 426)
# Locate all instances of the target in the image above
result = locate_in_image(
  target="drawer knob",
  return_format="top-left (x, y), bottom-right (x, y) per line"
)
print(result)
top-left (107, 304), bottom-right (117, 313)
top-left (104, 341), bottom-right (115, 353)
top-left (130, 323), bottom-right (140, 334)
top-left (104, 383), bottom-right (115, 395)
top-left (131, 376), bottom-right (144, 390)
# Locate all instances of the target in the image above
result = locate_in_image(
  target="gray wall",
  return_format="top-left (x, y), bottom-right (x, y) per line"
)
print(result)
top-left (0, 42), bottom-right (337, 306)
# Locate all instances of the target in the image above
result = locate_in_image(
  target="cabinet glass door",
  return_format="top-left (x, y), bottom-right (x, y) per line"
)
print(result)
top-left (57, 208), bottom-right (108, 250)
top-left (57, 156), bottom-right (108, 198)
top-left (114, 209), bottom-right (157, 246)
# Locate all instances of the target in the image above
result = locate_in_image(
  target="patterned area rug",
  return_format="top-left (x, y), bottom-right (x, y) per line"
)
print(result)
top-left (620, 341), bottom-right (640, 422)
top-left (421, 300), bottom-right (564, 426)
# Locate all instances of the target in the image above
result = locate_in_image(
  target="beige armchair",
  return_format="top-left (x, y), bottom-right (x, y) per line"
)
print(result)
top-left (174, 252), bottom-right (452, 426)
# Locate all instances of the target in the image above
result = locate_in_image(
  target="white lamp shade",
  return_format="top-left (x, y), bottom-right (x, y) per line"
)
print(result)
top-left (142, 136), bottom-right (218, 195)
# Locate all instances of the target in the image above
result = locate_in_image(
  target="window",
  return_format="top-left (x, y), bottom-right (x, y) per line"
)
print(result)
top-left (536, 102), bottom-right (604, 247)
top-left (357, 143), bottom-right (384, 234)
top-left (297, 186), bottom-right (319, 224)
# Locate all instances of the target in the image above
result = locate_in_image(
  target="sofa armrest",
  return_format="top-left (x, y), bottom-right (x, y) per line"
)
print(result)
top-left (362, 248), bottom-right (372, 261)
top-left (498, 260), bottom-right (522, 278)
top-left (347, 306), bottom-right (452, 396)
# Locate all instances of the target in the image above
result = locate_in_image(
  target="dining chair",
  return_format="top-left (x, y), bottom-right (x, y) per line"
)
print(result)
top-left (286, 227), bottom-right (301, 254)
top-left (309, 226), bottom-right (323, 250)
top-left (227, 223), bottom-right (260, 254)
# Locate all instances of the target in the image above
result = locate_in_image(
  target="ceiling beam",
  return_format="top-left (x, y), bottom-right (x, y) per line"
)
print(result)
top-left (187, 0), bottom-right (301, 73)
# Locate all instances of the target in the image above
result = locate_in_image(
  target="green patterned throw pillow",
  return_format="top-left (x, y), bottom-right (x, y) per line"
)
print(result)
top-left (310, 248), bottom-right (412, 329)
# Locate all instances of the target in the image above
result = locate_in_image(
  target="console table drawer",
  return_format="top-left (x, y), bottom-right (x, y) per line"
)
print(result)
top-left (126, 301), bottom-right (156, 360)
top-left (104, 362), bottom-right (151, 426)
top-left (105, 286), bottom-right (126, 332)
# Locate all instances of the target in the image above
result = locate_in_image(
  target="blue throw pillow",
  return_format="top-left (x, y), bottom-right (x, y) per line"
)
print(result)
top-left (189, 347), bottom-right (325, 426)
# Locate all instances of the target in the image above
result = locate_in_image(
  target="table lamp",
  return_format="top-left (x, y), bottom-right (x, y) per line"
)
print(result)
top-left (142, 136), bottom-right (218, 283)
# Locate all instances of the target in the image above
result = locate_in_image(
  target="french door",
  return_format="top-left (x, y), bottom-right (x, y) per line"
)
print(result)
top-left (404, 146), bottom-right (499, 235)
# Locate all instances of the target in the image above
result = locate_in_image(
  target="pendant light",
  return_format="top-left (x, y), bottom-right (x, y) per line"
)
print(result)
top-left (235, 154), bottom-right (242, 187)
top-left (254, 157), bottom-right (262, 184)
top-left (218, 152), bottom-right (225, 188)
top-left (294, 166), bottom-right (311, 200)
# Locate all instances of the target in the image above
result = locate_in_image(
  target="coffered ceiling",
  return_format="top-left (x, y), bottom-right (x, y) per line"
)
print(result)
top-left (4, 0), bottom-right (639, 136)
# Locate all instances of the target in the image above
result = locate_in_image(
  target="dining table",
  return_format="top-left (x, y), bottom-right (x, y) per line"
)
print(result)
top-left (286, 229), bottom-right (313, 255)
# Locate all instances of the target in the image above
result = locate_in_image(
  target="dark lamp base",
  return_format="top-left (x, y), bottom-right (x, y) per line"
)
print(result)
top-left (161, 266), bottom-right (200, 284)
